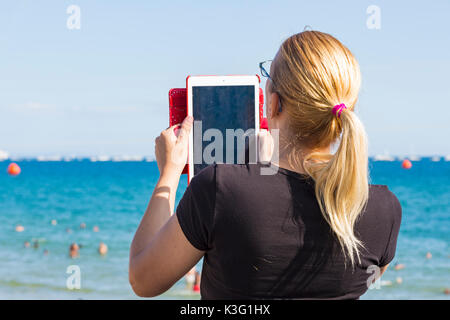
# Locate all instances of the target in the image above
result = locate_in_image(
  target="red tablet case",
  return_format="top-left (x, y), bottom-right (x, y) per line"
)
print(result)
top-left (168, 78), bottom-right (267, 175)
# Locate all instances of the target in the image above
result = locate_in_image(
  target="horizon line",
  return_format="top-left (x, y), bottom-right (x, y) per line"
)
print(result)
top-left (0, 155), bottom-right (449, 162)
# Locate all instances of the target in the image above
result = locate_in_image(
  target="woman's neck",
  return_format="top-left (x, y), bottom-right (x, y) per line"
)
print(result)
top-left (270, 129), bottom-right (330, 175)
top-left (275, 150), bottom-right (309, 175)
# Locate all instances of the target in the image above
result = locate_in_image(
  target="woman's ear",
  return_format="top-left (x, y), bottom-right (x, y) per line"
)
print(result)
top-left (268, 91), bottom-right (281, 119)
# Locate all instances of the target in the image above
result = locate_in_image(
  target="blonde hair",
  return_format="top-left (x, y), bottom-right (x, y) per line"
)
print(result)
top-left (271, 31), bottom-right (369, 266)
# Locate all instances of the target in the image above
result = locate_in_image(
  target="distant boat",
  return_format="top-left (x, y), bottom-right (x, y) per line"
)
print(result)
top-left (445, 155), bottom-right (450, 161)
top-left (9, 156), bottom-right (24, 161)
top-left (97, 155), bottom-right (111, 162)
top-left (431, 156), bottom-right (441, 162)
top-left (373, 154), bottom-right (396, 161)
top-left (112, 155), bottom-right (144, 162)
top-left (89, 155), bottom-right (111, 162)
top-left (36, 155), bottom-right (62, 161)
top-left (112, 155), bottom-right (127, 162)
top-left (0, 150), bottom-right (9, 161)
top-left (409, 155), bottom-right (421, 161)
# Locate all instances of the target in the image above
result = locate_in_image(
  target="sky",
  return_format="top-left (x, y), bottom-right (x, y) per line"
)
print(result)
top-left (0, 0), bottom-right (449, 158)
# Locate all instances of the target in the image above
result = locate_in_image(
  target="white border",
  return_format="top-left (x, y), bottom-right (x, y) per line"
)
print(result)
top-left (187, 75), bottom-right (260, 182)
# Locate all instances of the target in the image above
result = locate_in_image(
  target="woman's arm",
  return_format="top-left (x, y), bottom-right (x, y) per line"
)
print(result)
top-left (129, 116), bottom-right (204, 297)
top-left (129, 169), bottom-right (180, 256)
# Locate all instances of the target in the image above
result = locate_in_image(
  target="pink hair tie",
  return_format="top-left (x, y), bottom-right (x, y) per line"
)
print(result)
top-left (332, 103), bottom-right (347, 118)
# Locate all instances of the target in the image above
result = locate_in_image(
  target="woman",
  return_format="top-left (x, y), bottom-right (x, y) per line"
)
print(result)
top-left (129, 31), bottom-right (402, 299)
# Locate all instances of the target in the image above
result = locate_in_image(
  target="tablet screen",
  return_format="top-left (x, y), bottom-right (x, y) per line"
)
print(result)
top-left (192, 85), bottom-right (256, 175)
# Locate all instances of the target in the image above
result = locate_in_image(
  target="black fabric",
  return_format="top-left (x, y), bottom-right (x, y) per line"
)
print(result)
top-left (176, 163), bottom-right (402, 300)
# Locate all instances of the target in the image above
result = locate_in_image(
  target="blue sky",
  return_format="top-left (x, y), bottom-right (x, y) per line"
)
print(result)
top-left (0, 0), bottom-right (449, 157)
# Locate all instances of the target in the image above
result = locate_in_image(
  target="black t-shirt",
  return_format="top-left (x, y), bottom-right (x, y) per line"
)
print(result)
top-left (176, 163), bottom-right (402, 299)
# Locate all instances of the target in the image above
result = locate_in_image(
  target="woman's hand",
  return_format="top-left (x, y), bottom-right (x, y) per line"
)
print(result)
top-left (155, 116), bottom-right (193, 177)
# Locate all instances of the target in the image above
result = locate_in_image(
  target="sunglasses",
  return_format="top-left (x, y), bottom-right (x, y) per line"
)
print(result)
top-left (259, 60), bottom-right (282, 113)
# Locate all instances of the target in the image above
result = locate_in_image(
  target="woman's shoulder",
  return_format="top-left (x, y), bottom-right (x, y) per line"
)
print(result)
top-left (193, 163), bottom-right (266, 191)
top-left (366, 184), bottom-right (402, 223)
top-left (189, 164), bottom-right (217, 188)
top-left (368, 184), bottom-right (400, 204)
top-left (199, 163), bottom-right (258, 177)
top-left (191, 163), bottom-right (264, 192)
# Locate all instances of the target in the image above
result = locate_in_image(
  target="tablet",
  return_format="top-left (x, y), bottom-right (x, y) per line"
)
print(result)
top-left (187, 75), bottom-right (260, 182)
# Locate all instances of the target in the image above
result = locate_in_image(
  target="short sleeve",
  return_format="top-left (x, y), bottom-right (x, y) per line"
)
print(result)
top-left (176, 164), bottom-right (216, 251)
top-left (379, 190), bottom-right (402, 266)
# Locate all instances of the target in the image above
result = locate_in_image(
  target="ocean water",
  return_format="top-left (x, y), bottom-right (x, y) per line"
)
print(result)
top-left (0, 159), bottom-right (448, 300)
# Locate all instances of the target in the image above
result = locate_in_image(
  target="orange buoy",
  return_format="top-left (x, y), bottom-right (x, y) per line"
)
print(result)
top-left (402, 159), bottom-right (412, 169)
top-left (7, 163), bottom-right (21, 176)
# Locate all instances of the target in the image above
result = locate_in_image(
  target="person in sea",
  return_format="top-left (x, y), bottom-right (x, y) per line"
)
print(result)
top-left (69, 243), bottom-right (80, 259)
top-left (185, 266), bottom-right (196, 290)
top-left (98, 242), bottom-right (108, 256)
top-left (129, 30), bottom-right (402, 299)
top-left (193, 271), bottom-right (201, 293)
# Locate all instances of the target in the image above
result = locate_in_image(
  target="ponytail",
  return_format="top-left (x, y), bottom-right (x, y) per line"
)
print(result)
top-left (303, 110), bottom-right (369, 266)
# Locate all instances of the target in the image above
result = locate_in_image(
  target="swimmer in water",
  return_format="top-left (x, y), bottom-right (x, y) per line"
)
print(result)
top-left (394, 263), bottom-right (405, 270)
top-left (426, 252), bottom-right (432, 259)
top-left (98, 242), bottom-right (108, 255)
top-left (381, 280), bottom-right (392, 287)
top-left (80, 222), bottom-right (86, 229)
top-left (24, 241), bottom-right (30, 248)
top-left (185, 267), bottom-right (196, 290)
top-left (193, 271), bottom-right (201, 293)
top-left (69, 243), bottom-right (79, 258)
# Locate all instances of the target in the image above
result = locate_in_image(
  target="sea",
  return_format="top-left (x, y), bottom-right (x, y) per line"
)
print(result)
top-left (0, 159), bottom-right (448, 300)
